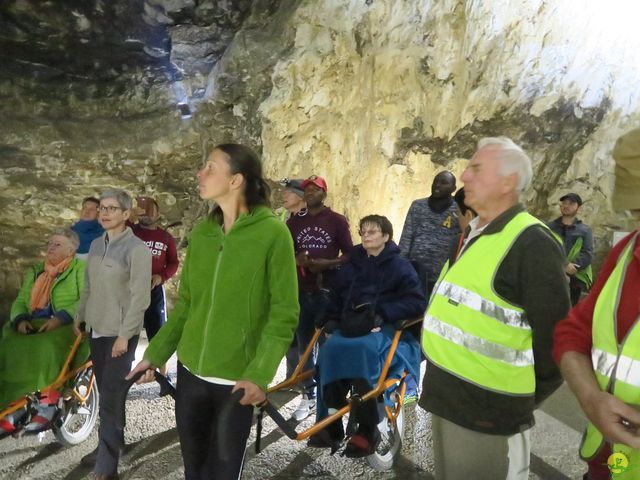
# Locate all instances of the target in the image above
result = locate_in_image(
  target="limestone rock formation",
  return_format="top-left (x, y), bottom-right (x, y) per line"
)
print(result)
top-left (1, 0), bottom-right (639, 317)
top-left (259, 0), bottom-right (639, 242)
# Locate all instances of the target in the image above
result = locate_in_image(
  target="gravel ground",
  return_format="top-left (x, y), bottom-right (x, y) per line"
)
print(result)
top-left (0, 338), bottom-right (587, 480)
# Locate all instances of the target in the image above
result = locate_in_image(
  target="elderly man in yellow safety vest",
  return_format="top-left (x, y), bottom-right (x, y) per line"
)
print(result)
top-left (419, 137), bottom-right (571, 479)
top-left (554, 127), bottom-right (640, 480)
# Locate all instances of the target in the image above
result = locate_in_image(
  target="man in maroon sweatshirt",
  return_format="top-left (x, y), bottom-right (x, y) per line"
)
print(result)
top-left (286, 175), bottom-right (353, 420)
top-left (131, 197), bottom-right (179, 376)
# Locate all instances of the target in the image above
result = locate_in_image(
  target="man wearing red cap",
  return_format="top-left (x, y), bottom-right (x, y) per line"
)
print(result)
top-left (286, 175), bottom-right (353, 420)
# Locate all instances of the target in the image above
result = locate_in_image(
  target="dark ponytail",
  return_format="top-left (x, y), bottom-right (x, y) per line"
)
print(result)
top-left (208, 143), bottom-right (271, 223)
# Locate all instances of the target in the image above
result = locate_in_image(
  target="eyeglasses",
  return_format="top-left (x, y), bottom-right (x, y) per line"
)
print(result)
top-left (99, 205), bottom-right (124, 214)
top-left (359, 229), bottom-right (382, 237)
top-left (307, 175), bottom-right (319, 180)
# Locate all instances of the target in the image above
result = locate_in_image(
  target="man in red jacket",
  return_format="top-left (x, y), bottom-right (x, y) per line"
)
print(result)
top-left (554, 127), bottom-right (640, 480)
top-left (131, 197), bottom-right (179, 377)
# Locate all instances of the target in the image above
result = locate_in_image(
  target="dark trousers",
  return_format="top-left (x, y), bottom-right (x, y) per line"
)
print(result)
top-left (285, 291), bottom-right (329, 395)
top-left (569, 277), bottom-right (586, 307)
top-left (144, 285), bottom-right (166, 340)
top-left (407, 261), bottom-right (433, 340)
top-left (175, 363), bottom-right (253, 480)
top-left (90, 335), bottom-right (139, 476)
top-left (570, 287), bottom-right (582, 306)
top-left (324, 378), bottom-right (379, 429)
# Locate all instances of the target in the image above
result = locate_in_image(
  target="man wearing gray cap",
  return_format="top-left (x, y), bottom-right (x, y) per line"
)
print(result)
top-left (277, 178), bottom-right (306, 223)
top-left (278, 178), bottom-right (307, 379)
top-left (547, 192), bottom-right (594, 305)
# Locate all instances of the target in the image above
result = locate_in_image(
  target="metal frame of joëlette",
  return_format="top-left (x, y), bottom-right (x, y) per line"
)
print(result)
top-left (265, 318), bottom-right (422, 441)
top-left (0, 334), bottom-right (95, 422)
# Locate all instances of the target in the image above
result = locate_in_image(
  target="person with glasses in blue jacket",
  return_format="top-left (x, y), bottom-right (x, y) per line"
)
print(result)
top-left (309, 214), bottom-right (426, 457)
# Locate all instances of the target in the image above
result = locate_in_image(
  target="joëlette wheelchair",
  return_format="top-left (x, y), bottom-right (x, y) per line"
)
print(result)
top-left (0, 332), bottom-right (176, 447)
top-left (0, 333), bottom-right (98, 446)
top-left (38, 319), bottom-right (418, 472)
top-left (241, 317), bottom-right (421, 471)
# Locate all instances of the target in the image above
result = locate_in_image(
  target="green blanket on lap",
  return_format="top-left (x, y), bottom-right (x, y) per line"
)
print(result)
top-left (0, 319), bottom-right (90, 408)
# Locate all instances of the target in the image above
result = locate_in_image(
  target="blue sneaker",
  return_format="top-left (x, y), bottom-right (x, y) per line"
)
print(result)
top-left (403, 373), bottom-right (419, 405)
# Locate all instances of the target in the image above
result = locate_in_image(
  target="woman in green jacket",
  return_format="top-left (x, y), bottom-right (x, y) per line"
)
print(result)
top-left (129, 143), bottom-right (299, 480)
top-left (0, 228), bottom-right (86, 425)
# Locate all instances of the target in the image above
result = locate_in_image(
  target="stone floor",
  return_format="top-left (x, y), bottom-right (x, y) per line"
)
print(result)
top-left (0, 336), bottom-right (590, 479)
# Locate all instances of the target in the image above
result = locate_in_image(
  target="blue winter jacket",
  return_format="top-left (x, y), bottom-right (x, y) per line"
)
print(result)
top-left (325, 241), bottom-right (427, 328)
top-left (71, 220), bottom-right (104, 254)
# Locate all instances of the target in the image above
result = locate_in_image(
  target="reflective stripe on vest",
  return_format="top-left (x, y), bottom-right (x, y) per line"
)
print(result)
top-left (422, 212), bottom-right (544, 396)
top-left (592, 348), bottom-right (640, 389)
top-left (436, 281), bottom-right (531, 330)
top-left (580, 232), bottom-right (640, 466)
top-left (423, 314), bottom-right (534, 367)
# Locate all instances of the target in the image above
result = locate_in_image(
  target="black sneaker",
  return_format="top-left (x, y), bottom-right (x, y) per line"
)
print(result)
top-left (307, 421), bottom-right (344, 453)
top-left (81, 447), bottom-right (124, 467)
top-left (80, 447), bottom-right (98, 467)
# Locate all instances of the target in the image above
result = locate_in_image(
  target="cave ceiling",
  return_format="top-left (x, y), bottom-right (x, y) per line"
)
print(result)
top-left (0, 0), bottom-right (253, 103)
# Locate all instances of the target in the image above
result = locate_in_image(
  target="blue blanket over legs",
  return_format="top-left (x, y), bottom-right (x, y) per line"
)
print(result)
top-left (315, 324), bottom-right (420, 421)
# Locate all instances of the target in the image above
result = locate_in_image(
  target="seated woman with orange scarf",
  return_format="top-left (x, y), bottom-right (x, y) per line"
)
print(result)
top-left (0, 228), bottom-right (86, 427)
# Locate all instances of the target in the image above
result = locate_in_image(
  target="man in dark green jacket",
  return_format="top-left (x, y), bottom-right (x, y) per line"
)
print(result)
top-left (547, 192), bottom-right (594, 305)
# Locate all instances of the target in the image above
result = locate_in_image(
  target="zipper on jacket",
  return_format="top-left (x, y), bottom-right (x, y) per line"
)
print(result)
top-left (197, 242), bottom-right (224, 371)
top-left (101, 236), bottom-right (109, 262)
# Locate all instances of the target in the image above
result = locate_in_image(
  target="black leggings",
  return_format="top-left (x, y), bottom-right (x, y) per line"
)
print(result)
top-left (175, 362), bottom-right (253, 480)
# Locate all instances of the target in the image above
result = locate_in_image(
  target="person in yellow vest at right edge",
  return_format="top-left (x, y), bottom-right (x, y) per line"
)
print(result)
top-left (420, 137), bottom-right (571, 479)
top-left (554, 127), bottom-right (640, 480)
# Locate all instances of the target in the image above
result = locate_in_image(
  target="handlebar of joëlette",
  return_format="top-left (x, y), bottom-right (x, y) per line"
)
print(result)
top-left (122, 370), bottom-right (176, 399)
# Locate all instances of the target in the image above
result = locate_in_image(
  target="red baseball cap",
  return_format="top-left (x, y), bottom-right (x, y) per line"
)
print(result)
top-left (300, 175), bottom-right (328, 192)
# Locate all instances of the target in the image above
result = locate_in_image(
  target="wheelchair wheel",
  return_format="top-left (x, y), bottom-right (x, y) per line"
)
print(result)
top-left (53, 368), bottom-right (99, 446)
top-left (366, 397), bottom-right (404, 471)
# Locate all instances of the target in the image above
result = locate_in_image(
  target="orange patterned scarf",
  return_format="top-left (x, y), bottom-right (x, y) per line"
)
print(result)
top-left (28, 256), bottom-right (74, 312)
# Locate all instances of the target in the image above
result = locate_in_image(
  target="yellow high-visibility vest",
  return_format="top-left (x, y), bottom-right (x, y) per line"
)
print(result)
top-left (579, 232), bottom-right (640, 479)
top-left (422, 212), bottom-right (546, 395)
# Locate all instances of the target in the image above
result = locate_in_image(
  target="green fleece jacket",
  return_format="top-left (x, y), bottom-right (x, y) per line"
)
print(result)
top-left (143, 206), bottom-right (299, 390)
top-left (10, 258), bottom-right (85, 327)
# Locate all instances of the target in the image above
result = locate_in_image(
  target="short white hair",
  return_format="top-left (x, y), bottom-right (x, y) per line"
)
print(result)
top-left (51, 227), bottom-right (80, 252)
top-left (477, 137), bottom-right (532, 194)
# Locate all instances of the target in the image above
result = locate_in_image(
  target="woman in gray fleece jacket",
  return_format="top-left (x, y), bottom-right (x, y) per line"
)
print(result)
top-left (74, 189), bottom-right (151, 480)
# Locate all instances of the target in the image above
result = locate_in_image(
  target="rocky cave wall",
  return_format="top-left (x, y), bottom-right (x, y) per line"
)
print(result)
top-left (1, 0), bottom-right (640, 317)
